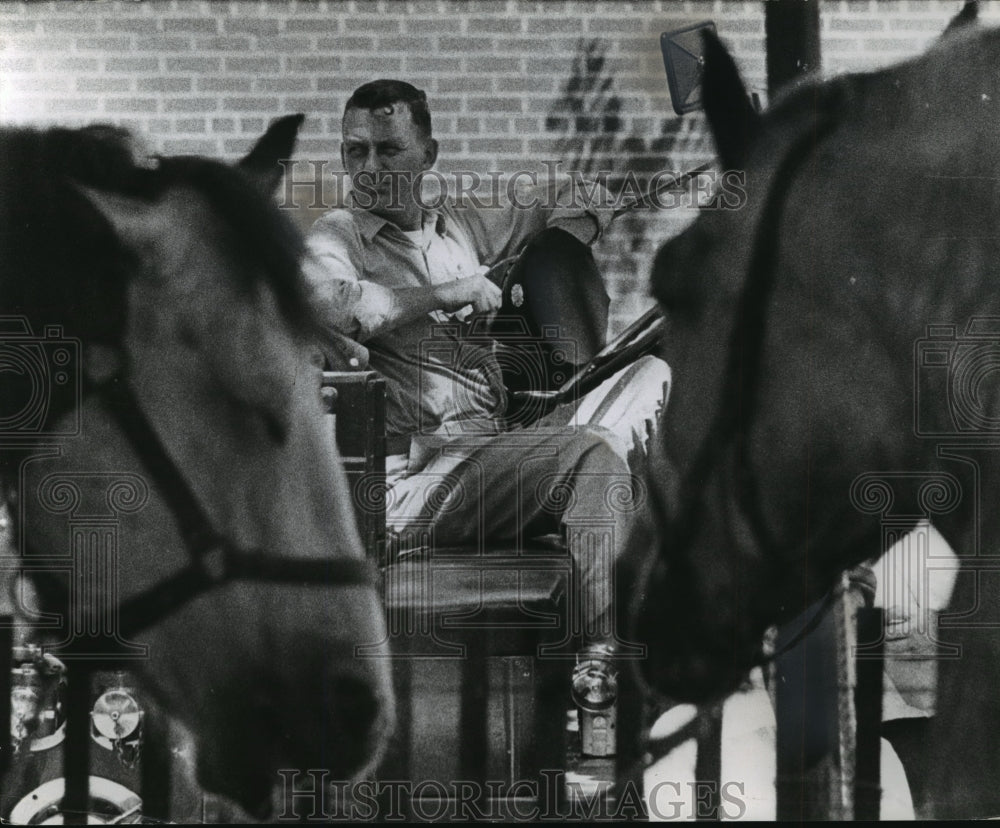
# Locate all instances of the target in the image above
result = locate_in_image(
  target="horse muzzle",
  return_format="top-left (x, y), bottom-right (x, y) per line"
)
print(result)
top-left (189, 659), bottom-right (392, 821)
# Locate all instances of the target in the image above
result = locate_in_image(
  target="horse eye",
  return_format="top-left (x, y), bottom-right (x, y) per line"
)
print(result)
top-left (657, 278), bottom-right (696, 314)
top-left (263, 410), bottom-right (287, 445)
top-left (652, 236), bottom-right (707, 321)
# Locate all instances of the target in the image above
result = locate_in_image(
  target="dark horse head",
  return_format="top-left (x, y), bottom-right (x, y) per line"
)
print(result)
top-left (625, 12), bottom-right (1000, 818)
top-left (0, 119), bottom-right (393, 818)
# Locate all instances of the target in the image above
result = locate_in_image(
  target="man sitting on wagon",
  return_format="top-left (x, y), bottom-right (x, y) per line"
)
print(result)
top-left (303, 79), bottom-right (670, 681)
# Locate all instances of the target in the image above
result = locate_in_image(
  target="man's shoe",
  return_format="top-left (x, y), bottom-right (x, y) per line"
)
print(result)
top-left (572, 649), bottom-right (618, 757)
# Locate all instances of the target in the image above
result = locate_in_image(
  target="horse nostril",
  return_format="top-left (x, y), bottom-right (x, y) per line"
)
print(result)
top-left (276, 672), bottom-right (386, 788)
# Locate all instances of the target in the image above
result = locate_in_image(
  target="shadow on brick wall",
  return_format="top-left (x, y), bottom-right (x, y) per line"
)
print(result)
top-left (545, 39), bottom-right (711, 336)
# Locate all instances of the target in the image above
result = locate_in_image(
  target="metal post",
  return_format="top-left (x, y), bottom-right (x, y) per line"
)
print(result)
top-left (0, 618), bottom-right (10, 777)
top-left (458, 647), bottom-right (490, 814)
top-left (775, 592), bottom-right (842, 820)
top-left (140, 700), bottom-right (171, 821)
top-left (854, 607), bottom-right (884, 820)
top-left (765, 0), bottom-right (821, 96)
top-left (63, 666), bottom-right (91, 825)
top-left (694, 704), bottom-right (724, 820)
top-left (614, 657), bottom-right (648, 823)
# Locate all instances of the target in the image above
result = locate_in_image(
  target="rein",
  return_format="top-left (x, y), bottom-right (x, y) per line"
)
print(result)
top-left (19, 371), bottom-right (377, 645)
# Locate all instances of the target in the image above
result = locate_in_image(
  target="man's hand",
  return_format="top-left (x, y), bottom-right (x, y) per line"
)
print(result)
top-left (438, 266), bottom-right (502, 315)
top-left (367, 267), bottom-right (503, 337)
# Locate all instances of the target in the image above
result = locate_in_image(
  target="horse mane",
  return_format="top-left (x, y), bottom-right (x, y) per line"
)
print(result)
top-left (0, 123), bottom-right (319, 349)
top-left (0, 122), bottom-right (321, 445)
top-left (0, 125), bottom-right (137, 348)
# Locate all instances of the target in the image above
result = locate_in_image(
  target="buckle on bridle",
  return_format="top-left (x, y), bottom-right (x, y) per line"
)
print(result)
top-left (198, 544), bottom-right (229, 585)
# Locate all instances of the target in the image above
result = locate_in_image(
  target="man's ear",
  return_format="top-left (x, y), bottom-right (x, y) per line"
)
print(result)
top-left (423, 137), bottom-right (439, 170)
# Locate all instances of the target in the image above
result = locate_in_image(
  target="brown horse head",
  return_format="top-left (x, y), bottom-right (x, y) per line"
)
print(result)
top-left (630, 16), bottom-right (1000, 818)
top-left (631, 21), bottom-right (1000, 700)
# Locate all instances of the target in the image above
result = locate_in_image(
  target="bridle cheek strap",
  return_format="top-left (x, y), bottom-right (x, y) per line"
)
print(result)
top-left (82, 372), bottom-right (378, 640)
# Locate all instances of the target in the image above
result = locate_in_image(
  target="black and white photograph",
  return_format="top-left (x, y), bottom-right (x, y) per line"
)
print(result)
top-left (0, 0), bottom-right (997, 821)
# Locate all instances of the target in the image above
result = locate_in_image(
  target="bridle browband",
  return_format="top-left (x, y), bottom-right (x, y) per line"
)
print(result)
top-left (21, 370), bottom-right (377, 644)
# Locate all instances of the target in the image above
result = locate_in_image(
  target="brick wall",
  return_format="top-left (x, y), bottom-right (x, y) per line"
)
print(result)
top-left (0, 0), bottom-right (989, 333)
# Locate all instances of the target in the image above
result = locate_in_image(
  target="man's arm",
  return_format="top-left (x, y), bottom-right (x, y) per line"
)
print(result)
top-left (304, 212), bottom-right (500, 342)
top-left (383, 275), bottom-right (501, 326)
top-left (458, 175), bottom-right (614, 267)
top-left (541, 176), bottom-right (614, 245)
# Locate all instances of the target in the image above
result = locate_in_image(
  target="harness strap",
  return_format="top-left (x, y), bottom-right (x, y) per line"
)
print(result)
top-left (99, 372), bottom-right (234, 559)
top-left (115, 548), bottom-right (378, 639)
top-left (14, 372), bottom-right (379, 641)
top-left (732, 115), bottom-right (843, 664)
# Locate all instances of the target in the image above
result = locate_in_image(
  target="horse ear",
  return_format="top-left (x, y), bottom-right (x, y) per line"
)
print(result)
top-left (700, 28), bottom-right (761, 170)
top-left (238, 113), bottom-right (305, 196)
top-left (943, 0), bottom-right (978, 37)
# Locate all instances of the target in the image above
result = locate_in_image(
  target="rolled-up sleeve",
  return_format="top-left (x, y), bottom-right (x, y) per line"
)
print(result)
top-left (304, 212), bottom-right (396, 343)
top-left (458, 176), bottom-right (614, 264)
top-left (545, 176), bottom-right (614, 244)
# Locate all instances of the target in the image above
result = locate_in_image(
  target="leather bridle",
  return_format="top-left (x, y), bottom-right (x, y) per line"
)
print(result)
top-left (18, 371), bottom-right (377, 646)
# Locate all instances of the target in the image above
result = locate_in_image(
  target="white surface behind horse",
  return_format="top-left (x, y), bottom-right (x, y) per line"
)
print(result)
top-left (641, 524), bottom-right (959, 820)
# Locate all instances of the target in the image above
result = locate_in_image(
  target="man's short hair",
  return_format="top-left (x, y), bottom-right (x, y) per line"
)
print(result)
top-left (344, 80), bottom-right (432, 140)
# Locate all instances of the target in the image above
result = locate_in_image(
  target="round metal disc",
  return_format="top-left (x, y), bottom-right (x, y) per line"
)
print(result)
top-left (91, 689), bottom-right (141, 741)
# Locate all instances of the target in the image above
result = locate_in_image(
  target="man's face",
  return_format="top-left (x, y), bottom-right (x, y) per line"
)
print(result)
top-left (341, 103), bottom-right (437, 225)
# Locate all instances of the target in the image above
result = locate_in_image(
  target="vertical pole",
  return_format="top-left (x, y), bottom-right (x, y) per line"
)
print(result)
top-left (532, 653), bottom-right (568, 819)
top-left (775, 592), bottom-right (842, 820)
top-left (141, 699), bottom-right (171, 821)
top-left (505, 657), bottom-right (518, 784)
top-left (0, 619), bottom-right (10, 777)
top-left (832, 581), bottom-right (857, 821)
top-left (765, 0), bottom-right (821, 96)
top-left (63, 666), bottom-right (91, 824)
top-left (459, 646), bottom-right (490, 814)
top-left (614, 657), bottom-right (647, 823)
top-left (854, 607), bottom-right (884, 820)
top-left (694, 704), bottom-right (724, 820)
top-left (373, 660), bottom-right (413, 822)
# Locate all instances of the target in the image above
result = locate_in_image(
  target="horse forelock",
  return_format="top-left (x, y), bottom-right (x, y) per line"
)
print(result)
top-left (1, 124), bottom-right (321, 349)
top-left (147, 155), bottom-right (321, 339)
top-left (0, 125), bottom-right (138, 346)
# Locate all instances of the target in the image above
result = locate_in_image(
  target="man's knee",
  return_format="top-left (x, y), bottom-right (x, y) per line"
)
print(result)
top-left (561, 426), bottom-right (645, 525)
top-left (574, 355), bottom-right (671, 452)
top-left (628, 354), bottom-right (672, 413)
top-left (575, 426), bottom-right (631, 473)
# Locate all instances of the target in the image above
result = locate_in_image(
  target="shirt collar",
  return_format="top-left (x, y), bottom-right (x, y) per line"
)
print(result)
top-left (348, 194), bottom-right (448, 243)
